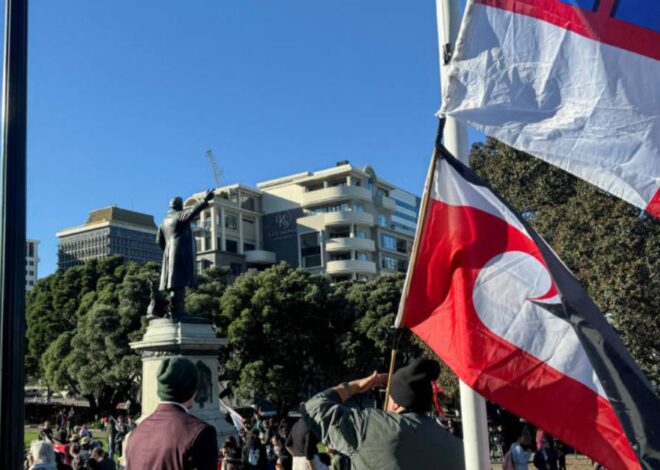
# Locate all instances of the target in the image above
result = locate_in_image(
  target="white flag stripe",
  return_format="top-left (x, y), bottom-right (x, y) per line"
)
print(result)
top-left (442, 3), bottom-right (660, 212)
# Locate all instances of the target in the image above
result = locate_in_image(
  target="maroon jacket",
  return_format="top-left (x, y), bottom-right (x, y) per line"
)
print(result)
top-left (126, 403), bottom-right (218, 470)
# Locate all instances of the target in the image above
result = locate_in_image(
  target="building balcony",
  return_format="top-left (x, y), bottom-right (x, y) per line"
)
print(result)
top-left (325, 237), bottom-right (376, 253)
top-left (301, 185), bottom-right (372, 207)
top-left (323, 211), bottom-right (374, 227)
top-left (245, 250), bottom-right (277, 265)
top-left (378, 195), bottom-right (397, 212)
top-left (325, 260), bottom-right (377, 276)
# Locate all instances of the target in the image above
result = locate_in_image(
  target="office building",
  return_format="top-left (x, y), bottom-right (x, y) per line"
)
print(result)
top-left (186, 162), bottom-right (421, 281)
top-left (57, 206), bottom-right (161, 270)
top-left (26, 239), bottom-right (39, 291)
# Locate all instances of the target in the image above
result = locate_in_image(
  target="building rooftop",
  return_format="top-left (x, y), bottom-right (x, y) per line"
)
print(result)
top-left (86, 206), bottom-right (157, 229)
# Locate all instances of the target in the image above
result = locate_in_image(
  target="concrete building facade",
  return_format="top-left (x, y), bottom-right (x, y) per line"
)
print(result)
top-left (186, 162), bottom-right (421, 281)
top-left (57, 206), bottom-right (161, 270)
top-left (26, 239), bottom-right (39, 291)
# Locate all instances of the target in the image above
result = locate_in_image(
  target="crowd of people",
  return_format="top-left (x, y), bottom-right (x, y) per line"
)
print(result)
top-left (26, 357), bottom-right (579, 470)
top-left (217, 413), bottom-right (350, 470)
top-left (25, 412), bottom-right (135, 470)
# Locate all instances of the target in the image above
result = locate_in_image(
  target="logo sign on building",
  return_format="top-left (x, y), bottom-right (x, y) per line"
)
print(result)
top-left (262, 208), bottom-right (303, 266)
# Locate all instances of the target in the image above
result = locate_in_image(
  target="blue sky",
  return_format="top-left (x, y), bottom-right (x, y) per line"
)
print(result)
top-left (27, 0), bottom-right (479, 276)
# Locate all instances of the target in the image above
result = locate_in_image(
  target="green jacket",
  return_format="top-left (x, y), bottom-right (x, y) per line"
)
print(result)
top-left (302, 389), bottom-right (465, 470)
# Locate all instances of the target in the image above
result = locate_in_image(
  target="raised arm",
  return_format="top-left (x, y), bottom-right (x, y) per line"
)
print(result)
top-left (179, 190), bottom-right (214, 223)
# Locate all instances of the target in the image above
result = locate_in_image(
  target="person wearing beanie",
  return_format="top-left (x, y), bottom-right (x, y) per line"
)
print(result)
top-left (124, 357), bottom-right (218, 470)
top-left (302, 357), bottom-right (465, 470)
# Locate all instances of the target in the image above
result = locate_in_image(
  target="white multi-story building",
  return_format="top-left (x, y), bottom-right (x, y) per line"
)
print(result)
top-left (26, 239), bottom-right (39, 291)
top-left (186, 162), bottom-right (421, 281)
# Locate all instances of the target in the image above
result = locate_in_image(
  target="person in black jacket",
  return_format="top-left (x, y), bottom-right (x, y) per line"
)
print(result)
top-left (242, 433), bottom-right (266, 470)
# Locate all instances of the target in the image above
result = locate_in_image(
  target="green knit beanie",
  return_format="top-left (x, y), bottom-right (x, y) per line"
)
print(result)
top-left (156, 357), bottom-right (199, 403)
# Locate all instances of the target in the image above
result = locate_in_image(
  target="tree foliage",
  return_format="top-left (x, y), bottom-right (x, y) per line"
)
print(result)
top-left (471, 138), bottom-right (660, 384)
top-left (29, 257), bottom-right (160, 412)
top-left (219, 263), bottom-right (336, 413)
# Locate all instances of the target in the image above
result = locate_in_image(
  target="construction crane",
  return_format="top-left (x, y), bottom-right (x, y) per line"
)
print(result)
top-left (205, 149), bottom-right (222, 188)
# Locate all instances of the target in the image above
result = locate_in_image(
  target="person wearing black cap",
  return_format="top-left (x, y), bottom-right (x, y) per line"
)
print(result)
top-left (302, 357), bottom-right (464, 470)
top-left (124, 357), bottom-right (218, 470)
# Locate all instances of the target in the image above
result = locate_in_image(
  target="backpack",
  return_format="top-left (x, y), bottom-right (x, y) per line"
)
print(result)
top-left (502, 449), bottom-right (514, 470)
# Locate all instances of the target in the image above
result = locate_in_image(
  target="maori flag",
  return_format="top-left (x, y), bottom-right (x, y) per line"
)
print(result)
top-left (441, 0), bottom-right (660, 217)
top-left (396, 144), bottom-right (660, 469)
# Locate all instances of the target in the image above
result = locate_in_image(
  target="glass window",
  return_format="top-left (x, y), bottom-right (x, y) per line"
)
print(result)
top-left (204, 234), bottom-right (212, 251)
top-left (229, 191), bottom-right (239, 204)
top-left (330, 252), bottom-right (351, 261)
top-left (357, 252), bottom-right (370, 261)
top-left (381, 256), bottom-right (397, 270)
top-left (307, 183), bottom-right (324, 192)
top-left (225, 213), bottom-right (238, 230)
top-left (378, 213), bottom-right (389, 228)
top-left (396, 239), bottom-right (407, 254)
top-left (355, 230), bottom-right (368, 239)
top-left (226, 239), bottom-right (238, 253)
top-left (243, 242), bottom-right (255, 252)
top-left (242, 218), bottom-right (256, 238)
top-left (28, 243), bottom-right (34, 257)
top-left (240, 195), bottom-right (255, 211)
top-left (381, 234), bottom-right (396, 250)
top-left (300, 232), bottom-right (321, 268)
top-left (230, 262), bottom-right (243, 276)
top-left (328, 228), bottom-right (350, 239)
top-left (352, 203), bottom-right (365, 212)
top-left (376, 187), bottom-right (389, 197)
top-left (329, 178), bottom-right (346, 187)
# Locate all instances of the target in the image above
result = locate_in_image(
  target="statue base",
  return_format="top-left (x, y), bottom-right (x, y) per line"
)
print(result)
top-left (130, 318), bottom-right (236, 443)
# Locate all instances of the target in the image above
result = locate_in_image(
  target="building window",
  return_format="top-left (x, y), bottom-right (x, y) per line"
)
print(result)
top-left (230, 262), bottom-right (243, 276)
top-left (242, 218), bottom-right (256, 238)
top-left (381, 234), bottom-right (396, 250)
top-left (240, 195), bottom-right (255, 211)
top-left (328, 228), bottom-right (350, 239)
top-left (397, 259), bottom-right (408, 273)
top-left (377, 187), bottom-right (389, 197)
top-left (204, 234), bottom-right (213, 251)
top-left (355, 230), bottom-right (368, 239)
top-left (225, 213), bottom-right (238, 230)
top-left (307, 183), bottom-right (324, 192)
top-left (226, 239), bottom-right (238, 253)
top-left (330, 253), bottom-right (351, 261)
top-left (329, 178), bottom-right (346, 187)
top-left (28, 243), bottom-right (34, 257)
top-left (396, 239), bottom-right (407, 254)
top-left (378, 213), bottom-right (389, 228)
top-left (357, 252), bottom-right (370, 261)
top-left (381, 256), bottom-right (397, 271)
top-left (352, 203), bottom-right (365, 212)
top-left (300, 232), bottom-right (321, 268)
top-left (243, 242), bottom-right (255, 252)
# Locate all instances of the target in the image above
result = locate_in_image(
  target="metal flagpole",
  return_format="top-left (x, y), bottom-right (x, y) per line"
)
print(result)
top-left (436, 0), bottom-right (491, 468)
top-left (0, 0), bottom-right (29, 468)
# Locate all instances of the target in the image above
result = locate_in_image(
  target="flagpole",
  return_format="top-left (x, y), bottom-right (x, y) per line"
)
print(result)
top-left (385, 127), bottom-right (441, 410)
top-left (436, 0), bottom-right (491, 469)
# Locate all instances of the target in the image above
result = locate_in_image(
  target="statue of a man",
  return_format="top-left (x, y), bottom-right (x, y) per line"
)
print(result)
top-left (157, 189), bottom-right (214, 321)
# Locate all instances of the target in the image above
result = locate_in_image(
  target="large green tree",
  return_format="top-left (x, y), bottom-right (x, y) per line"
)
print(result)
top-left (31, 257), bottom-right (160, 412)
top-left (470, 138), bottom-right (660, 385)
top-left (219, 263), bottom-right (336, 414)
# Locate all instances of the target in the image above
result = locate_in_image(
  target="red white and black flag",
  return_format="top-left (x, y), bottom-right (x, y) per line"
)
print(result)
top-left (396, 144), bottom-right (660, 470)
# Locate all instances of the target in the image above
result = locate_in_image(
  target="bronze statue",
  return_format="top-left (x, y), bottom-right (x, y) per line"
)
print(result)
top-left (155, 189), bottom-right (214, 321)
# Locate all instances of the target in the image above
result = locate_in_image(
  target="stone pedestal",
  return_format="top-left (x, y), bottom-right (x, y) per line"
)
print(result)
top-left (130, 318), bottom-right (236, 442)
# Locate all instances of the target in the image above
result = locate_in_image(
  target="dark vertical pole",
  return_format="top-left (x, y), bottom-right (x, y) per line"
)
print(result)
top-left (0, 0), bottom-right (28, 468)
